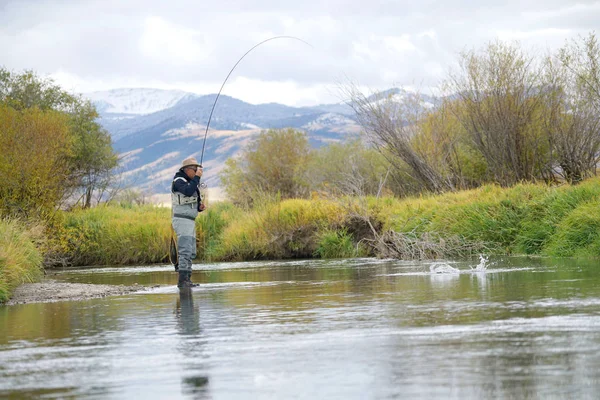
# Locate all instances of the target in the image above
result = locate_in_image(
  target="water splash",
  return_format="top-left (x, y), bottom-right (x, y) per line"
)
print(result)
top-left (430, 263), bottom-right (460, 274)
top-left (470, 255), bottom-right (489, 272)
top-left (429, 256), bottom-right (489, 275)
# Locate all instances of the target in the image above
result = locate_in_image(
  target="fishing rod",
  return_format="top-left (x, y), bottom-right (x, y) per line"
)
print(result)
top-left (199, 35), bottom-right (312, 165)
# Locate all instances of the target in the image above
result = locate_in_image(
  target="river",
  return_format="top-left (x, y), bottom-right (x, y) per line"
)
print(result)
top-left (2, 256), bottom-right (600, 399)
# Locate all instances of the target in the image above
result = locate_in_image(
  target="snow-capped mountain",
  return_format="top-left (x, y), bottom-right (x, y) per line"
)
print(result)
top-left (86, 88), bottom-right (198, 115)
top-left (366, 88), bottom-right (438, 109)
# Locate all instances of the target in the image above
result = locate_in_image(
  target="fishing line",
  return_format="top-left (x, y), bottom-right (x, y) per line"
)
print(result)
top-left (199, 35), bottom-right (312, 165)
top-left (189, 35), bottom-right (312, 265)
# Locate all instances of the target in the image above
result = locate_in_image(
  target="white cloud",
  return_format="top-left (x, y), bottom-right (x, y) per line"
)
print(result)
top-left (1, 0), bottom-right (598, 106)
top-left (139, 16), bottom-right (212, 65)
top-left (496, 28), bottom-right (573, 42)
top-left (221, 76), bottom-right (342, 106)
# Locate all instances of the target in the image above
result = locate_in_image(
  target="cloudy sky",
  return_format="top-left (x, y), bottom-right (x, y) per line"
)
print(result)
top-left (1, 0), bottom-right (599, 106)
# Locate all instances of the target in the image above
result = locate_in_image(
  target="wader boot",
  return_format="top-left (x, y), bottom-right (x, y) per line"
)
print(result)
top-left (178, 270), bottom-right (199, 288)
top-left (186, 271), bottom-right (199, 287)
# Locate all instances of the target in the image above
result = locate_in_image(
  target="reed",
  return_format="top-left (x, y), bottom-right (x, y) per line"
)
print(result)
top-left (59, 204), bottom-right (172, 265)
top-left (0, 219), bottom-right (44, 302)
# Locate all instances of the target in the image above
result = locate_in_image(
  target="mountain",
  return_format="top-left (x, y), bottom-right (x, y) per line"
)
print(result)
top-left (85, 87), bottom-right (438, 198)
top-left (85, 89), bottom-right (364, 196)
top-left (87, 88), bottom-right (198, 115)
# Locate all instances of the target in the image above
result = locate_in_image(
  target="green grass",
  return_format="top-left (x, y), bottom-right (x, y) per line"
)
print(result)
top-left (196, 201), bottom-right (243, 261)
top-left (58, 204), bottom-right (172, 266)
top-left (314, 229), bottom-right (363, 259)
top-left (0, 219), bottom-right (44, 302)
top-left (366, 179), bottom-right (600, 258)
top-left (543, 200), bottom-right (600, 257)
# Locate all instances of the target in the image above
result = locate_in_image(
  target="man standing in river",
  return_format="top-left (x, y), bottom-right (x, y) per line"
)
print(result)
top-left (171, 157), bottom-right (206, 288)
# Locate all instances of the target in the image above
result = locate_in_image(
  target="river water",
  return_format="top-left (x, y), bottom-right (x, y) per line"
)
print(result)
top-left (2, 257), bottom-right (600, 399)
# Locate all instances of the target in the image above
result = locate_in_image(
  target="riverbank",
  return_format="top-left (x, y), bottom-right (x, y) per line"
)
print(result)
top-left (5, 280), bottom-right (151, 305)
top-left (4, 178), bottom-right (600, 304)
top-left (50, 178), bottom-right (600, 264)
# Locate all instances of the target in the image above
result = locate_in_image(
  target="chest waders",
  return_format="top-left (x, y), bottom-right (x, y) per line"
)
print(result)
top-left (172, 180), bottom-right (200, 287)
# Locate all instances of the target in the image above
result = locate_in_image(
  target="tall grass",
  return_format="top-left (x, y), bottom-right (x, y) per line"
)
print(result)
top-left (543, 200), bottom-right (600, 257)
top-left (516, 180), bottom-right (600, 254)
top-left (196, 201), bottom-right (243, 261)
top-left (58, 204), bottom-right (172, 265)
top-left (368, 179), bottom-right (600, 258)
top-left (42, 177), bottom-right (600, 267)
top-left (0, 219), bottom-right (44, 302)
top-left (314, 228), bottom-right (366, 258)
top-left (213, 198), bottom-right (347, 260)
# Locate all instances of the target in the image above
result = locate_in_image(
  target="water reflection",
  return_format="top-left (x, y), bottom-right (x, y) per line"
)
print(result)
top-left (175, 288), bottom-right (211, 398)
top-left (3, 257), bottom-right (600, 398)
top-left (182, 375), bottom-right (210, 398)
top-left (429, 271), bottom-right (460, 288)
top-left (176, 288), bottom-right (200, 336)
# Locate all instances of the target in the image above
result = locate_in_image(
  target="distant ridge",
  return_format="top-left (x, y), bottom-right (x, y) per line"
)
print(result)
top-left (84, 87), bottom-right (438, 195)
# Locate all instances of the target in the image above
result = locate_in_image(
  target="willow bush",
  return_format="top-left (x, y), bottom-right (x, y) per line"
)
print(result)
top-left (0, 104), bottom-right (72, 218)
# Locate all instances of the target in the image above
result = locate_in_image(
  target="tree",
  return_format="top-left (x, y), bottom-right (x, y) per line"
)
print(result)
top-left (0, 68), bottom-right (118, 209)
top-left (67, 100), bottom-right (119, 207)
top-left (306, 140), bottom-right (393, 197)
top-left (412, 101), bottom-right (489, 190)
top-left (444, 41), bottom-right (549, 186)
top-left (558, 32), bottom-right (600, 106)
top-left (0, 69), bottom-right (77, 111)
top-left (221, 128), bottom-right (312, 206)
top-left (0, 104), bottom-right (72, 217)
top-left (347, 86), bottom-right (455, 194)
top-left (541, 33), bottom-right (600, 183)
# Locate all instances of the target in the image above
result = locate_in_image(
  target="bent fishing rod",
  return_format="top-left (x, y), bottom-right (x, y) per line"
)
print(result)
top-left (198, 35), bottom-right (312, 167)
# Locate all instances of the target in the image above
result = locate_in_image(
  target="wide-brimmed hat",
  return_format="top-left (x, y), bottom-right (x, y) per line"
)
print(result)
top-left (181, 157), bottom-right (201, 169)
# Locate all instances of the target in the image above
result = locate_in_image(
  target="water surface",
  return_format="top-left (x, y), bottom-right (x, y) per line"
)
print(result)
top-left (2, 257), bottom-right (600, 399)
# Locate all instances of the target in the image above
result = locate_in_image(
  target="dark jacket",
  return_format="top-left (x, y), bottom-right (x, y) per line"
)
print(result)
top-left (171, 170), bottom-right (203, 212)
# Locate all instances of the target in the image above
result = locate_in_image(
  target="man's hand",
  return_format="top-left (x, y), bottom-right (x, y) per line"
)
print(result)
top-left (199, 203), bottom-right (206, 212)
top-left (195, 166), bottom-right (203, 178)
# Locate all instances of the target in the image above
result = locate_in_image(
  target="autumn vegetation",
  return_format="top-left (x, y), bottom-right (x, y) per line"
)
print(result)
top-left (0, 68), bottom-right (118, 301)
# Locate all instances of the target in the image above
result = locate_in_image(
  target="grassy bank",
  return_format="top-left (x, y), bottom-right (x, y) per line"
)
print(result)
top-left (0, 219), bottom-right (44, 302)
top-left (41, 177), bottom-right (600, 267)
top-left (55, 204), bottom-right (173, 266)
top-left (6, 179), bottom-right (600, 302)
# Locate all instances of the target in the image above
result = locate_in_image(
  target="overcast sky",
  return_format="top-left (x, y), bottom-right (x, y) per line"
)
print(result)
top-left (1, 0), bottom-right (599, 106)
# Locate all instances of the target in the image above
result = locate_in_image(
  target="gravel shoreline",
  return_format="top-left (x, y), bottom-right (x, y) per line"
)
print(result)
top-left (5, 280), bottom-right (151, 305)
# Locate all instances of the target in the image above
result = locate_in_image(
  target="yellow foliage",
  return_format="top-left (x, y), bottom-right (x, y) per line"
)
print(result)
top-left (0, 104), bottom-right (72, 217)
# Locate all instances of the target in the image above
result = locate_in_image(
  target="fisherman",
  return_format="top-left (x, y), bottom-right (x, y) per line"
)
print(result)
top-left (171, 157), bottom-right (206, 288)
